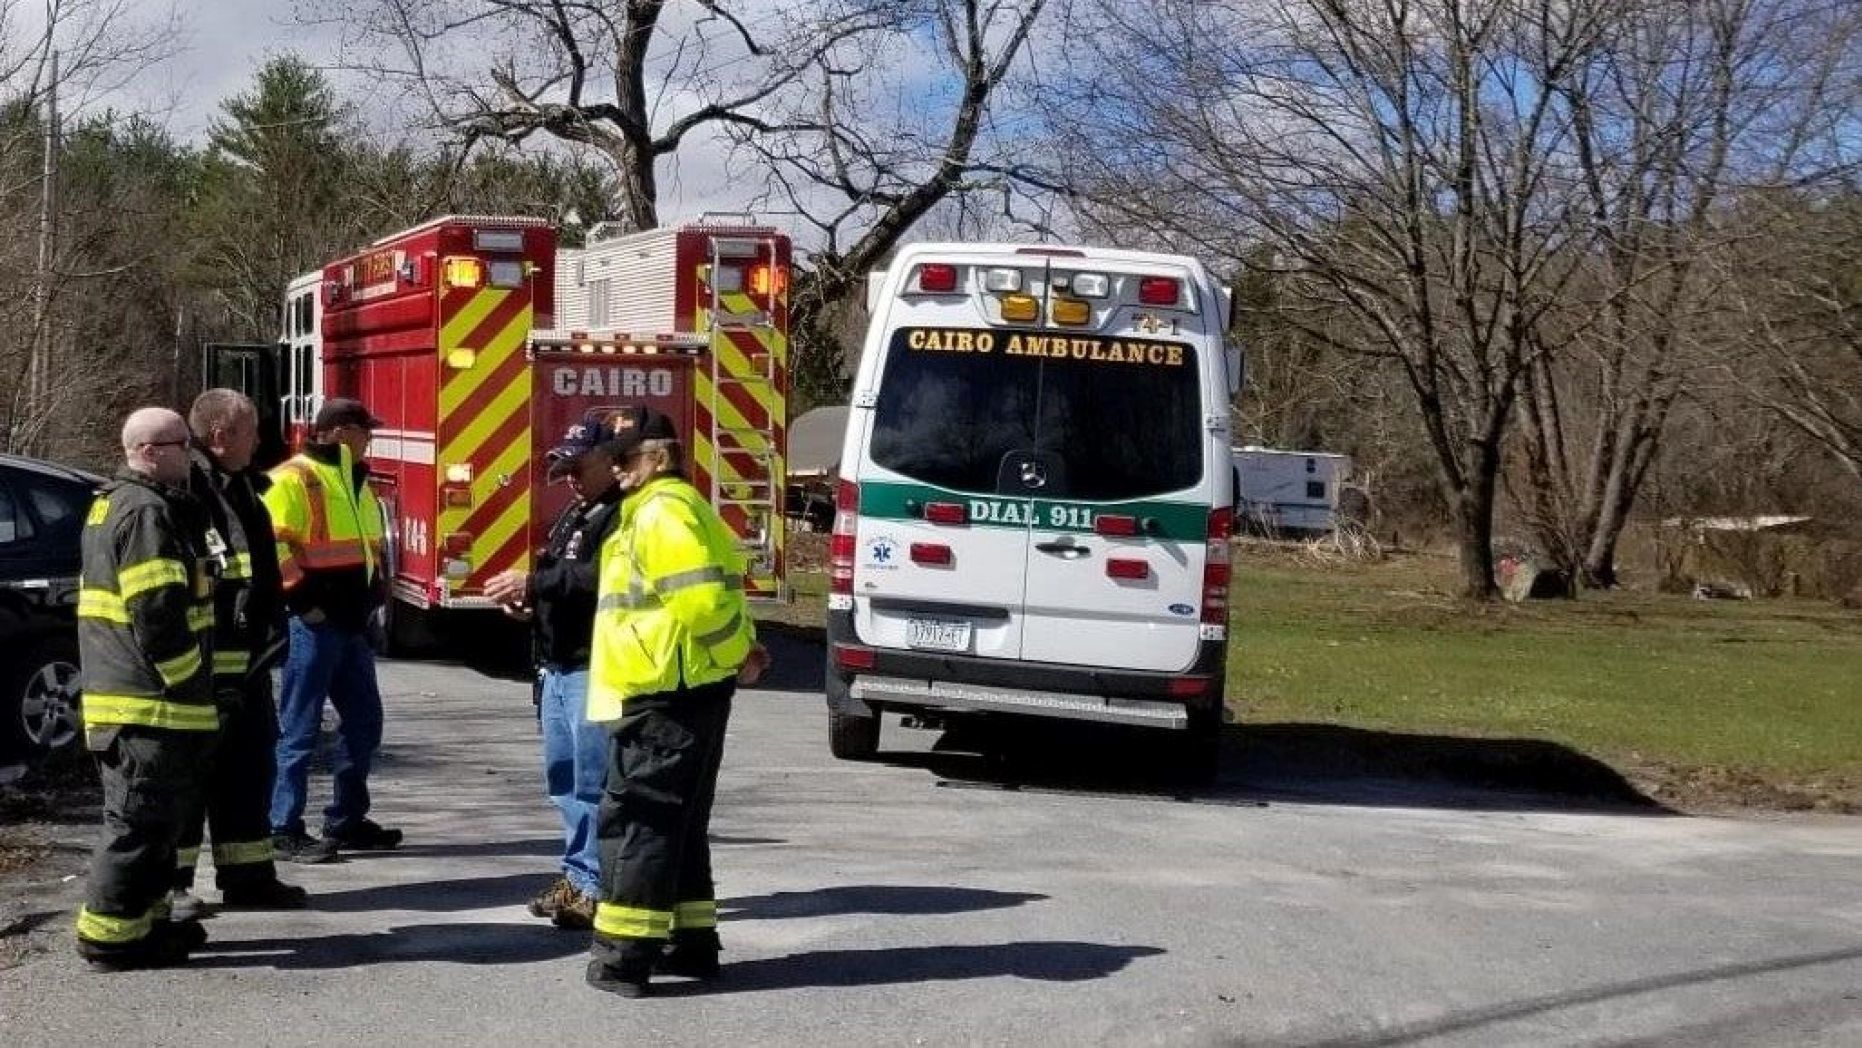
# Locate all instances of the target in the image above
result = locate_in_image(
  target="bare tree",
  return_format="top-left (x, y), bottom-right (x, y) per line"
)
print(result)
top-left (318, 0), bottom-right (902, 233)
top-left (1718, 189), bottom-right (1862, 483)
top-left (0, 0), bottom-right (180, 454)
top-left (1063, 0), bottom-right (1615, 598)
top-left (730, 0), bottom-right (1060, 407)
top-left (1514, 0), bottom-right (1862, 587)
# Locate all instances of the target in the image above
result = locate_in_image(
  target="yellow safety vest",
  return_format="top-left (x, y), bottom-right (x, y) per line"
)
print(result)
top-left (262, 444), bottom-right (385, 593)
top-left (587, 476), bottom-right (756, 720)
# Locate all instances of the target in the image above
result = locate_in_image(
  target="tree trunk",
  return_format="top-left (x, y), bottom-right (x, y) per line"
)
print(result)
top-left (1450, 439), bottom-right (1502, 601)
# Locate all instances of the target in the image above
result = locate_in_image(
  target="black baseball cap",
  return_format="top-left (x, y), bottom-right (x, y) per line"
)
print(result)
top-left (314, 398), bottom-right (384, 432)
top-left (546, 410), bottom-right (614, 478)
top-left (603, 405), bottom-right (679, 458)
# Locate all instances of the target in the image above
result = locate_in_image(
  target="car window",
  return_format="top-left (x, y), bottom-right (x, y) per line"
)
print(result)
top-left (870, 327), bottom-right (1204, 501)
top-left (0, 481), bottom-right (28, 545)
top-left (23, 475), bottom-right (90, 541)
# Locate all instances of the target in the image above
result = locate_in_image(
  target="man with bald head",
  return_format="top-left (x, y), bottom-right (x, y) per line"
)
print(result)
top-left (74, 407), bottom-right (220, 970)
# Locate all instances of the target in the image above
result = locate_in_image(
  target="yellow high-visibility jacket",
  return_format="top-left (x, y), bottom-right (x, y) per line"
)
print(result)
top-left (588, 475), bottom-right (755, 719)
top-left (263, 443), bottom-right (385, 628)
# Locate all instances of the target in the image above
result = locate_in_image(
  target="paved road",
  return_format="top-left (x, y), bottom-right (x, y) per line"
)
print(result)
top-left (3, 635), bottom-right (1860, 1047)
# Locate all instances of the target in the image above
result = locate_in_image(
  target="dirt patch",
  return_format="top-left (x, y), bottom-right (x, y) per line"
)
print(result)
top-left (1622, 760), bottom-right (1861, 815)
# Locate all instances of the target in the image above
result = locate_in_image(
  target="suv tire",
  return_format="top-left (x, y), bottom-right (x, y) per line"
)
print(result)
top-left (828, 709), bottom-right (880, 761)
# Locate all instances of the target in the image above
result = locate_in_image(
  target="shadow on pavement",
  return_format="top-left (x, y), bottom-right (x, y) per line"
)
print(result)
top-left (752, 625), bottom-right (827, 694)
top-left (192, 921), bottom-right (584, 970)
top-left (1288, 943), bottom-right (1862, 1048)
top-left (884, 718), bottom-right (1671, 816)
top-left (309, 872), bottom-right (557, 913)
top-left (653, 940), bottom-right (1165, 997)
top-left (385, 837), bottom-right (562, 860)
top-left (723, 885), bottom-right (1046, 921)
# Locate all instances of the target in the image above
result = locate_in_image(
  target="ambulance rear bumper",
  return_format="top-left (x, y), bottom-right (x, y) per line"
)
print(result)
top-left (824, 609), bottom-right (1227, 730)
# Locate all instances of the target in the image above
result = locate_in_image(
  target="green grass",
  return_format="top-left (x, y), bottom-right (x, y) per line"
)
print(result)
top-left (1231, 547), bottom-right (1862, 805)
top-left (764, 536), bottom-right (1862, 808)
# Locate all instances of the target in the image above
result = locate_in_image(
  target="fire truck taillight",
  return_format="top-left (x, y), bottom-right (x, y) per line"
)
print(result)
top-left (444, 464), bottom-right (473, 484)
top-left (746, 263), bottom-right (789, 297)
top-left (446, 349), bottom-right (477, 370)
top-left (443, 257), bottom-right (484, 289)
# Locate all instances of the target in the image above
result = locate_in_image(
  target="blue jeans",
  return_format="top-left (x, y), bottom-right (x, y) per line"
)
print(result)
top-left (540, 668), bottom-right (609, 894)
top-left (271, 616), bottom-right (385, 837)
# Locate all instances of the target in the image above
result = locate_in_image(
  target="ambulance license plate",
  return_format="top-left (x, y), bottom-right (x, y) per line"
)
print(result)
top-left (906, 618), bottom-right (971, 653)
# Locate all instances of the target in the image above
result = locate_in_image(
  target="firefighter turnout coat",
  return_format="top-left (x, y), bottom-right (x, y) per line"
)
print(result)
top-left (588, 475), bottom-right (756, 719)
top-left (77, 470), bottom-right (218, 743)
top-left (262, 443), bottom-right (386, 629)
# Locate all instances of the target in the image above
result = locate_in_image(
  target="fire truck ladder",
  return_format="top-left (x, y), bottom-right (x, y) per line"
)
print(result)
top-left (707, 236), bottom-right (783, 597)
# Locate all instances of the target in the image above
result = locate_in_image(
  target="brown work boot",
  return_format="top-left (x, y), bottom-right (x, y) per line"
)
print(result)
top-left (551, 888), bottom-right (597, 930)
top-left (526, 876), bottom-right (575, 920)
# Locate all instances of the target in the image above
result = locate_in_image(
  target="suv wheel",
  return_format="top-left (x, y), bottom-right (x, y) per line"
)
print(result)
top-left (828, 709), bottom-right (881, 761)
top-left (4, 638), bottom-right (82, 758)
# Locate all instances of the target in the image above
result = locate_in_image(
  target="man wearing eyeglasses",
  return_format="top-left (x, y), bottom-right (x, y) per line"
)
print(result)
top-left (263, 398), bottom-right (400, 860)
top-left (74, 408), bottom-right (219, 969)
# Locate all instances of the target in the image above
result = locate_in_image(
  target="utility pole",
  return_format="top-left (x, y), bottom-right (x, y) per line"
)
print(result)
top-left (26, 48), bottom-right (59, 455)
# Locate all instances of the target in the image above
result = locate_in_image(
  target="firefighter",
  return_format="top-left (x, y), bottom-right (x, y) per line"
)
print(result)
top-left (167, 390), bottom-right (308, 918)
top-left (263, 398), bottom-right (400, 860)
top-left (75, 408), bottom-right (218, 970)
top-left (583, 406), bottom-right (770, 998)
top-left (483, 411), bottom-right (625, 931)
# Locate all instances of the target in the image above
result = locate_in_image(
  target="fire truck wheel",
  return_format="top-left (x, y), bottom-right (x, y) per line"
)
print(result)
top-left (828, 709), bottom-right (881, 761)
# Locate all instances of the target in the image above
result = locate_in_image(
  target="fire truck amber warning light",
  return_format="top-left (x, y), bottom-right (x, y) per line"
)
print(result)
top-left (443, 257), bottom-right (484, 289)
top-left (446, 349), bottom-right (477, 369)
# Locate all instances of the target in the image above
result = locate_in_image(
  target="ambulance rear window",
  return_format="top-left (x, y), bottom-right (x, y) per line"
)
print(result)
top-left (870, 327), bottom-right (1204, 501)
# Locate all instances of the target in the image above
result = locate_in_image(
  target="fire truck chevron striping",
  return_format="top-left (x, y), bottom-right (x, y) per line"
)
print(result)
top-left (437, 283), bottom-right (536, 592)
top-left (530, 218), bottom-right (792, 602)
top-left (210, 215), bottom-right (793, 643)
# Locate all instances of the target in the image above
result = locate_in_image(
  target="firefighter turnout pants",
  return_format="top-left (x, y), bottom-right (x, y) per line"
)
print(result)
top-left (77, 727), bottom-right (212, 958)
top-left (174, 678), bottom-right (281, 892)
top-left (592, 680), bottom-right (733, 967)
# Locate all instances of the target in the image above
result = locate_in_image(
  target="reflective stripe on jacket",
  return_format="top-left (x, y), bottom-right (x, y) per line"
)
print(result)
top-left (587, 476), bottom-right (755, 719)
top-left (189, 448), bottom-right (282, 684)
top-left (263, 444), bottom-right (385, 591)
top-left (77, 471), bottom-right (218, 740)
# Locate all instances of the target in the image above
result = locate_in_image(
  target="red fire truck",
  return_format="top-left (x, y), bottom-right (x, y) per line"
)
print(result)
top-left (203, 214), bottom-right (793, 646)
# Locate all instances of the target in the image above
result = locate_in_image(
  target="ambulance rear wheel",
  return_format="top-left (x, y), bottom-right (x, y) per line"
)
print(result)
top-left (828, 709), bottom-right (881, 761)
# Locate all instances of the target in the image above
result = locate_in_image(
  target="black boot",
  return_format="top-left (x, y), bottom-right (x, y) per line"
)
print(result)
top-left (587, 941), bottom-right (660, 998)
top-left (659, 929), bottom-right (721, 979)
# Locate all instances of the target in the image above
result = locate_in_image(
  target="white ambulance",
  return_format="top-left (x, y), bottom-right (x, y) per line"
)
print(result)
top-left (825, 243), bottom-right (1241, 779)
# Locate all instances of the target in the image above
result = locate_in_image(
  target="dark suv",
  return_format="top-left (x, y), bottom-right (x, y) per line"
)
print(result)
top-left (0, 453), bottom-right (102, 768)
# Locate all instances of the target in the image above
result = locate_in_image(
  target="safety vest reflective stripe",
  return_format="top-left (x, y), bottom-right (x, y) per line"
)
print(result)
top-left (212, 840), bottom-right (275, 866)
top-left (212, 651), bottom-right (252, 676)
top-left (595, 574), bottom-right (743, 612)
top-left (695, 610), bottom-right (745, 650)
top-left (296, 539), bottom-right (369, 569)
top-left (153, 647), bottom-right (203, 688)
top-left (118, 558), bottom-right (188, 601)
top-left (82, 693), bottom-right (219, 732)
top-left (670, 900), bottom-right (718, 931)
top-left (655, 566), bottom-right (730, 592)
top-left (176, 846), bottom-right (201, 869)
top-left (222, 551), bottom-right (254, 580)
top-left (76, 906), bottom-right (152, 944)
top-left (78, 587), bottom-right (130, 623)
top-left (187, 606), bottom-right (215, 633)
top-left (593, 902), bottom-right (673, 940)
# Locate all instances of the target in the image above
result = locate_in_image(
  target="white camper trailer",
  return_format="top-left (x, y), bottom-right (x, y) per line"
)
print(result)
top-left (1232, 447), bottom-right (1351, 535)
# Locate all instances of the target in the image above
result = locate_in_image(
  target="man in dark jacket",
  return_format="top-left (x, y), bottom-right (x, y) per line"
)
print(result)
top-left (75, 408), bottom-right (218, 970)
top-left (485, 410), bottom-right (624, 930)
top-left (168, 389), bottom-right (309, 918)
